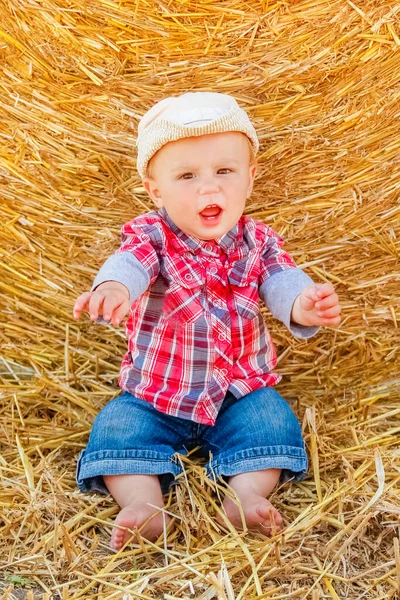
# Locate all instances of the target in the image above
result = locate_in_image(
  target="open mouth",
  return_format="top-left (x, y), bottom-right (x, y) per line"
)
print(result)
top-left (199, 204), bottom-right (223, 220)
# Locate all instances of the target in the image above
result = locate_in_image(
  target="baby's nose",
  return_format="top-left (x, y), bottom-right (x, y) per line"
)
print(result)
top-left (198, 179), bottom-right (220, 195)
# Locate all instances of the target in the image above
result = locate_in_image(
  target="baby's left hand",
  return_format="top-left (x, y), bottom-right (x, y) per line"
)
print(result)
top-left (291, 282), bottom-right (341, 328)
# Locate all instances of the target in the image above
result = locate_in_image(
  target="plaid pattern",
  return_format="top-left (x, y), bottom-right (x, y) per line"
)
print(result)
top-left (117, 208), bottom-right (298, 425)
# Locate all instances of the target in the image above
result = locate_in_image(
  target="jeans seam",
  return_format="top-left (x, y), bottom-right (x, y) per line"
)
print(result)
top-left (207, 444), bottom-right (308, 477)
top-left (206, 457), bottom-right (308, 480)
top-left (77, 456), bottom-right (183, 480)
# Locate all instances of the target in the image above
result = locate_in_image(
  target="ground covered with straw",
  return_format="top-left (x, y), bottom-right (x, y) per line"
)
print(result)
top-left (1, 0), bottom-right (399, 598)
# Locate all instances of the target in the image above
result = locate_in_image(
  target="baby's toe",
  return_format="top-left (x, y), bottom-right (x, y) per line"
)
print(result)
top-left (256, 503), bottom-right (272, 521)
top-left (111, 528), bottom-right (127, 550)
top-left (256, 503), bottom-right (282, 531)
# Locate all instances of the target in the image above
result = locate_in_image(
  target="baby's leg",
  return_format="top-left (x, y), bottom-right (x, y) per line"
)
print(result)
top-left (76, 392), bottom-right (194, 550)
top-left (221, 469), bottom-right (282, 533)
top-left (203, 388), bottom-right (308, 535)
top-left (104, 474), bottom-right (170, 550)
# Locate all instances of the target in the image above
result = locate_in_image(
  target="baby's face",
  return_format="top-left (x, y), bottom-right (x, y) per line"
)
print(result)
top-left (143, 132), bottom-right (256, 240)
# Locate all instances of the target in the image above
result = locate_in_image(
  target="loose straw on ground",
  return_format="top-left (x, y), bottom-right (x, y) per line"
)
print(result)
top-left (0, 0), bottom-right (399, 598)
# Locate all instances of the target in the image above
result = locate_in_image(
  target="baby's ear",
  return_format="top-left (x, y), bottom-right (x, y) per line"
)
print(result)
top-left (247, 161), bottom-right (257, 198)
top-left (143, 177), bottom-right (163, 208)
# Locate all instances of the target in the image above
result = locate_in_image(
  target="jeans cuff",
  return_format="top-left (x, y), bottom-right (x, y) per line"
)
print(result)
top-left (76, 449), bottom-right (183, 495)
top-left (206, 445), bottom-right (308, 481)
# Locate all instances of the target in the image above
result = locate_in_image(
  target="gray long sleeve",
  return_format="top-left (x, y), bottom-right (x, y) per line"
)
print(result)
top-left (259, 268), bottom-right (319, 339)
top-left (91, 252), bottom-right (150, 301)
top-left (93, 252), bottom-right (319, 338)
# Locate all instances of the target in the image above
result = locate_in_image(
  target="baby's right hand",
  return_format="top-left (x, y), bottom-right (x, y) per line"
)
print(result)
top-left (73, 282), bottom-right (130, 327)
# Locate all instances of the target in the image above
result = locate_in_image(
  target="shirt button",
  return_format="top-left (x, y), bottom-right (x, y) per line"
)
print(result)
top-left (221, 368), bottom-right (228, 376)
top-left (184, 273), bottom-right (193, 281)
top-left (209, 267), bottom-right (218, 275)
top-left (205, 244), bottom-right (213, 252)
top-left (218, 333), bottom-right (225, 341)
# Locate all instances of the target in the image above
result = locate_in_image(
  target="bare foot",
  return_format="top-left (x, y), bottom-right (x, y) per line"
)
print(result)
top-left (103, 474), bottom-right (170, 551)
top-left (216, 469), bottom-right (283, 535)
top-left (111, 502), bottom-right (170, 550)
top-left (219, 492), bottom-right (282, 534)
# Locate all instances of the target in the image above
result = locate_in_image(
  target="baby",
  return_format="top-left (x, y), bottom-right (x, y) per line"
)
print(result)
top-left (74, 92), bottom-right (341, 551)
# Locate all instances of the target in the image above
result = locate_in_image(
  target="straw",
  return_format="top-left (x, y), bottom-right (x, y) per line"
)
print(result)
top-left (1, 0), bottom-right (399, 598)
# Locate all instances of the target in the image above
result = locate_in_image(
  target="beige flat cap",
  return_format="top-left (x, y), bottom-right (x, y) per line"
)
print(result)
top-left (136, 92), bottom-right (259, 178)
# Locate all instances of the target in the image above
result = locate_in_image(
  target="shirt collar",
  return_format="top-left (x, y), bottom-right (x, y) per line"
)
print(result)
top-left (158, 207), bottom-right (241, 255)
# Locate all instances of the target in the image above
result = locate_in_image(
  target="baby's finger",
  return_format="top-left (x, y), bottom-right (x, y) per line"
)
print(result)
top-left (300, 285), bottom-right (320, 307)
top-left (88, 292), bottom-right (105, 321)
top-left (73, 292), bottom-right (92, 318)
top-left (314, 282), bottom-right (335, 300)
top-left (315, 292), bottom-right (339, 311)
top-left (317, 305), bottom-right (341, 319)
top-left (101, 294), bottom-right (123, 321)
top-left (111, 300), bottom-right (130, 326)
top-left (321, 315), bottom-right (341, 327)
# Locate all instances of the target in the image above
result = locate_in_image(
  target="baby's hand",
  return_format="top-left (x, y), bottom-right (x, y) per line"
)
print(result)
top-left (73, 282), bottom-right (130, 327)
top-left (291, 282), bottom-right (341, 328)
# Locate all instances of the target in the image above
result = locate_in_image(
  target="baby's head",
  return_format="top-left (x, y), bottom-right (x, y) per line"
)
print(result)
top-left (136, 92), bottom-right (259, 241)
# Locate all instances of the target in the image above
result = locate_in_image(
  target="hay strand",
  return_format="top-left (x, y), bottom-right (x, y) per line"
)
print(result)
top-left (1, 0), bottom-right (400, 598)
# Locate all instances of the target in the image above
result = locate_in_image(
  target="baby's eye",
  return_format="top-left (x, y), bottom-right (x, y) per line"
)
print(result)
top-left (218, 168), bottom-right (232, 174)
top-left (179, 172), bottom-right (195, 180)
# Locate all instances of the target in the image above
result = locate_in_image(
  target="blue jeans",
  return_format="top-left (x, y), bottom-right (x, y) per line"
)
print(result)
top-left (76, 388), bottom-right (308, 495)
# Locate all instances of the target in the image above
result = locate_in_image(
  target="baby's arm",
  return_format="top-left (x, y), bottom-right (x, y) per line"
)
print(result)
top-left (290, 282), bottom-right (341, 327)
top-left (258, 224), bottom-right (341, 337)
top-left (260, 268), bottom-right (321, 338)
top-left (73, 281), bottom-right (131, 326)
top-left (73, 219), bottom-right (160, 326)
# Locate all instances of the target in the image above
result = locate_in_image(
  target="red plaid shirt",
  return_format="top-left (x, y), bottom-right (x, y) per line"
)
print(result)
top-left (113, 208), bottom-right (298, 425)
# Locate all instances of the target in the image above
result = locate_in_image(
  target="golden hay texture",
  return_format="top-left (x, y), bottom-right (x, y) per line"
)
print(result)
top-left (1, 0), bottom-right (400, 598)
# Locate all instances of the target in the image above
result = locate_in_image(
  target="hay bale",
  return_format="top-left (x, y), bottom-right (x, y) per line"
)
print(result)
top-left (0, 0), bottom-right (399, 598)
